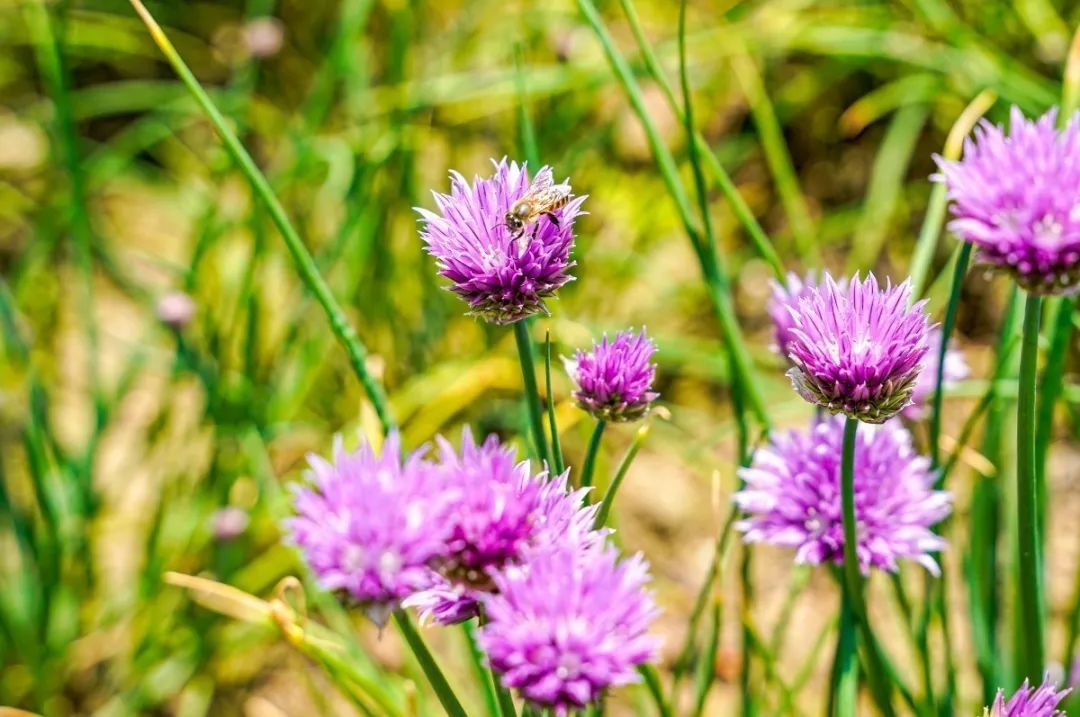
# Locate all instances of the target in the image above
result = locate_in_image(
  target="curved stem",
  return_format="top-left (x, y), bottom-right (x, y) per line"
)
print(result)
top-left (594, 423), bottom-right (649, 527)
top-left (930, 241), bottom-right (973, 470)
top-left (829, 593), bottom-right (859, 717)
top-left (394, 611), bottom-right (468, 717)
top-left (1017, 293), bottom-right (1046, 681)
top-left (513, 321), bottom-right (551, 467)
top-left (579, 419), bottom-right (606, 489)
top-left (127, 0), bottom-right (395, 434)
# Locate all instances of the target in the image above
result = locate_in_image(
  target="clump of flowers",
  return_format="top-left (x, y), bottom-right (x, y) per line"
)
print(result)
top-left (479, 542), bottom-right (659, 715)
top-left (405, 429), bottom-right (598, 624)
top-left (935, 107), bottom-right (1080, 295)
top-left (417, 159), bottom-right (586, 324)
top-left (768, 271), bottom-right (824, 360)
top-left (985, 678), bottom-right (1069, 716)
top-left (904, 327), bottom-right (969, 420)
top-left (565, 328), bottom-right (659, 422)
top-left (784, 272), bottom-right (931, 423)
top-left (287, 433), bottom-right (448, 626)
top-left (734, 415), bottom-right (951, 575)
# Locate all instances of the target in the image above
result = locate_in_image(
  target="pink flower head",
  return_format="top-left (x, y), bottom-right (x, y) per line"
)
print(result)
top-left (565, 328), bottom-right (659, 422)
top-left (479, 542), bottom-right (660, 715)
top-left (935, 107), bottom-right (1080, 294)
top-left (784, 272), bottom-right (932, 423)
top-left (734, 415), bottom-right (951, 575)
top-left (417, 159), bottom-right (585, 324)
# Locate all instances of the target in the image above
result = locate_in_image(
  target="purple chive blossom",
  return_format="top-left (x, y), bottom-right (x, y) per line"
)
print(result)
top-left (903, 327), bottom-right (969, 420)
top-left (785, 273), bottom-right (931, 423)
top-left (478, 542), bottom-right (660, 716)
top-left (768, 271), bottom-right (823, 359)
top-left (734, 415), bottom-right (951, 575)
top-left (287, 433), bottom-right (447, 626)
top-left (417, 159), bottom-right (586, 324)
top-left (987, 678), bottom-right (1069, 716)
top-left (404, 429), bottom-right (599, 624)
top-left (934, 107), bottom-right (1080, 295)
top-left (565, 328), bottom-right (659, 422)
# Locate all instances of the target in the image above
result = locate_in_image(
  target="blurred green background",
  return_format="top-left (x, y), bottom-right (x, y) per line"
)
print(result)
top-left (4, 0), bottom-right (1080, 714)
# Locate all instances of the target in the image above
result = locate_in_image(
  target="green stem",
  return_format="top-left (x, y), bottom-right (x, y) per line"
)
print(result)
top-left (393, 612), bottom-right (468, 717)
top-left (544, 332), bottom-right (565, 475)
top-left (463, 621), bottom-right (500, 717)
top-left (930, 241), bottom-right (973, 470)
top-left (1016, 292), bottom-right (1046, 682)
top-left (829, 594), bottom-right (859, 717)
top-left (127, 0), bottom-right (395, 434)
top-left (513, 321), bottom-right (551, 467)
top-left (593, 423), bottom-right (649, 528)
top-left (579, 419), bottom-right (606, 489)
top-left (637, 664), bottom-right (672, 717)
top-left (1035, 297), bottom-right (1073, 542)
top-left (840, 418), bottom-right (894, 716)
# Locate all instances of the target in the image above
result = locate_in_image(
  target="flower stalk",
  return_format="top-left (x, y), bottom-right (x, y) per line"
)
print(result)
top-left (514, 321), bottom-right (552, 467)
top-left (1017, 292), bottom-right (1047, 682)
top-left (580, 419), bottom-right (606, 489)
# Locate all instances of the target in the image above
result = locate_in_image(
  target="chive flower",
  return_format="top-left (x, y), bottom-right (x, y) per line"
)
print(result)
top-left (478, 542), bottom-right (660, 715)
top-left (405, 429), bottom-right (599, 624)
top-left (417, 159), bottom-right (585, 324)
top-left (734, 415), bottom-right (951, 575)
top-left (935, 107), bottom-right (1080, 294)
top-left (784, 272), bottom-right (931, 423)
top-left (565, 328), bottom-right (659, 422)
top-left (287, 433), bottom-right (448, 626)
top-left (986, 678), bottom-right (1069, 716)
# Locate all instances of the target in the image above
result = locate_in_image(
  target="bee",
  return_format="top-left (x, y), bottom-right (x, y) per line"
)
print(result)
top-left (504, 173), bottom-right (573, 250)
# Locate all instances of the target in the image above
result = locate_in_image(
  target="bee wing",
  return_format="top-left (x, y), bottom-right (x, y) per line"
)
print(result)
top-left (526, 169), bottom-right (555, 194)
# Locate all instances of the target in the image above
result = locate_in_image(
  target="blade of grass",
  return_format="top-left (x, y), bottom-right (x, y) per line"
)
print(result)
top-left (593, 423), bottom-right (649, 528)
top-left (577, 0), bottom-right (769, 429)
top-left (909, 90), bottom-right (996, 299)
top-left (544, 333), bottom-right (565, 475)
top-left (930, 241), bottom-right (973, 470)
top-left (394, 611), bottom-right (468, 717)
top-left (579, 419), bottom-right (606, 489)
top-left (513, 321), bottom-right (552, 467)
top-left (126, 0), bottom-right (395, 434)
top-left (618, 0), bottom-right (787, 283)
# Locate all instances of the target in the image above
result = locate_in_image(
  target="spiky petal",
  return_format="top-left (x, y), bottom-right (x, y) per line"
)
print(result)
top-left (734, 415), bottom-right (951, 575)
top-left (934, 107), bottom-right (1080, 294)
top-left (784, 272), bottom-right (931, 423)
top-left (565, 328), bottom-right (659, 422)
top-left (417, 158), bottom-right (585, 323)
top-left (287, 433), bottom-right (448, 626)
top-left (478, 542), bottom-right (660, 716)
top-left (986, 678), bottom-right (1069, 716)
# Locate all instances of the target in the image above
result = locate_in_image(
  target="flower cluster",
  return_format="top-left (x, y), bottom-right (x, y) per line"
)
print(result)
top-left (986, 678), bottom-right (1069, 717)
top-left (782, 273), bottom-right (931, 423)
top-left (734, 415), bottom-right (951, 574)
top-left (935, 107), bottom-right (1080, 295)
top-left (566, 328), bottom-right (659, 422)
top-left (288, 427), bottom-right (658, 713)
top-left (417, 159), bottom-right (586, 324)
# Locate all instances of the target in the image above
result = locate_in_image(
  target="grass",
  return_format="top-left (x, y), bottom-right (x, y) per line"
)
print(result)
top-left (3, 0), bottom-right (1080, 715)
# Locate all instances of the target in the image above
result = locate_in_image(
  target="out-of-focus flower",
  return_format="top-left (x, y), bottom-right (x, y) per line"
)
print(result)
top-left (479, 542), bottom-right (659, 716)
top-left (565, 328), bottom-right (658, 422)
top-left (405, 429), bottom-right (598, 624)
top-left (904, 327), bottom-right (970, 420)
top-left (156, 291), bottom-right (196, 329)
top-left (211, 506), bottom-right (249, 541)
top-left (935, 107), bottom-right (1080, 295)
top-left (287, 434), bottom-right (448, 626)
top-left (784, 273), bottom-right (931, 423)
top-left (417, 159), bottom-right (585, 324)
top-left (986, 678), bottom-right (1069, 716)
top-left (768, 271), bottom-right (823, 360)
top-left (734, 415), bottom-right (951, 575)
top-left (242, 17), bottom-right (284, 58)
